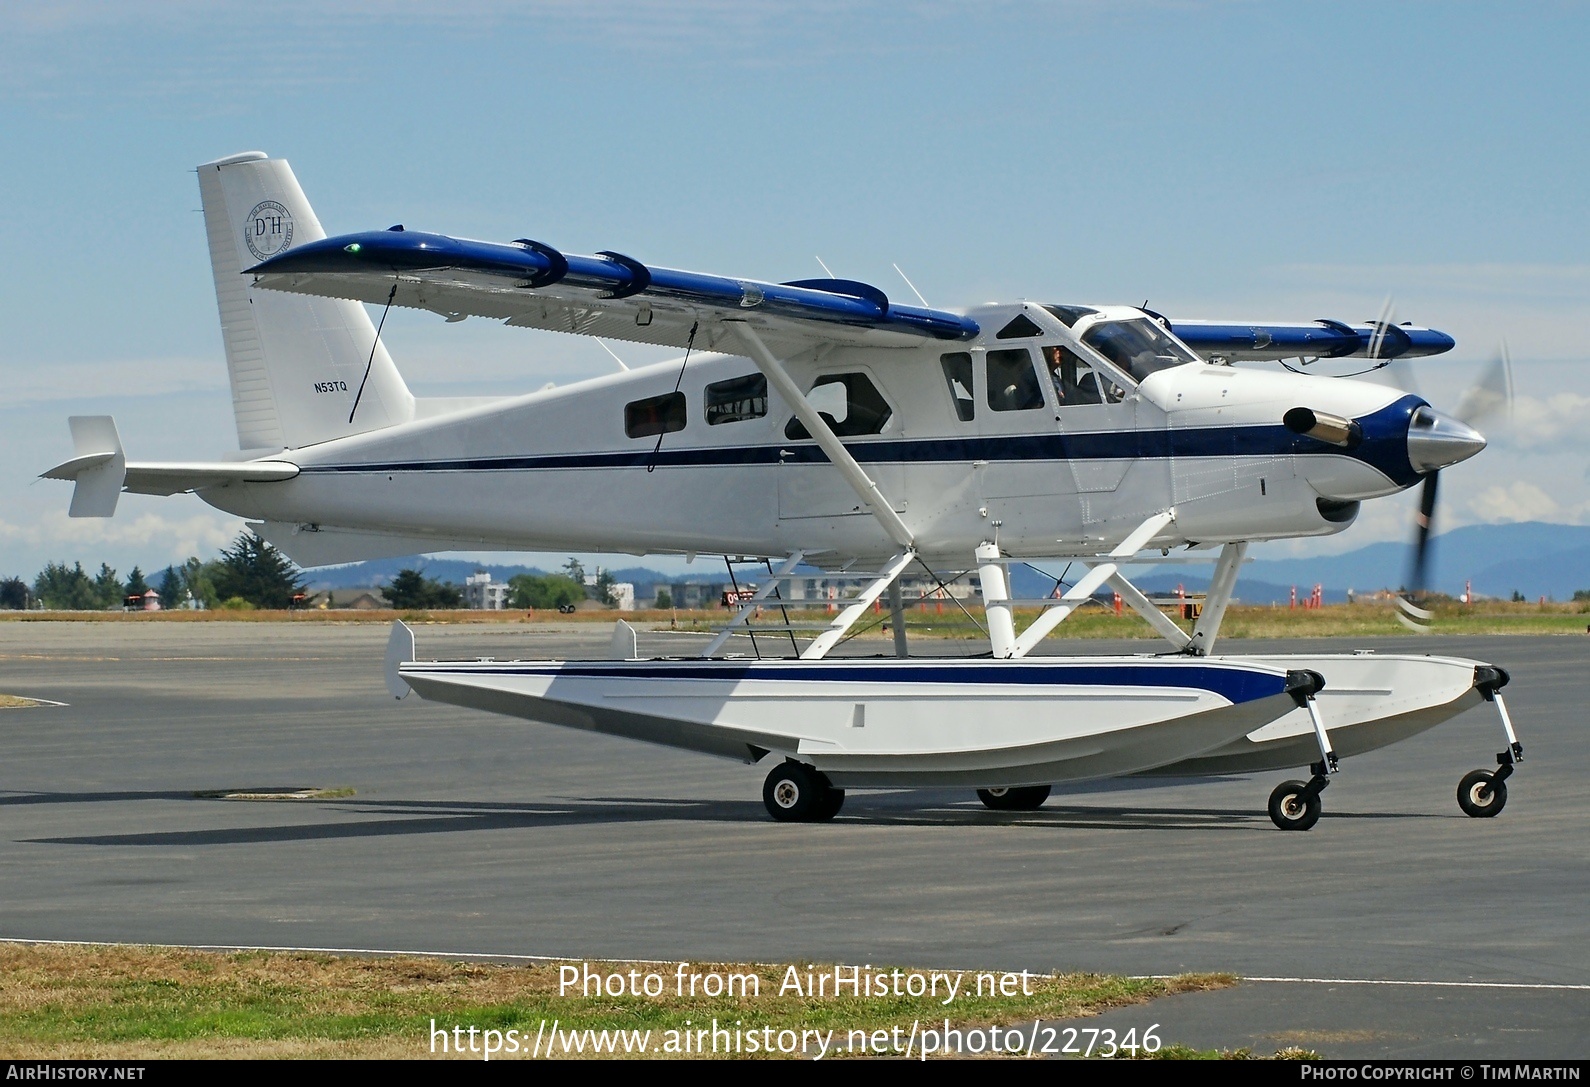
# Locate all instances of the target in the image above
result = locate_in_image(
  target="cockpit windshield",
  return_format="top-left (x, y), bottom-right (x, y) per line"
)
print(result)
top-left (1080, 318), bottom-right (1200, 383)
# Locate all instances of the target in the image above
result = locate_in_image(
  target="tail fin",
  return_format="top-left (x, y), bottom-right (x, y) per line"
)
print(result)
top-left (198, 152), bottom-right (414, 451)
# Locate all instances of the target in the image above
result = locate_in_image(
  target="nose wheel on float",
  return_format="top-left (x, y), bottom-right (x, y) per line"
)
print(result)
top-left (1458, 671), bottom-right (1522, 819)
top-left (1264, 664), bottom-right (1522, 830)
top-left (1267, 671), bottom-right (1334, 831)
top-left (763, 760), bottom-right (845, 823)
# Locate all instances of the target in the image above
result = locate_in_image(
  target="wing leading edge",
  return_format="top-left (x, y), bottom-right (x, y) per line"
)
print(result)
top-left (248, 229), bottom-right (980, 356)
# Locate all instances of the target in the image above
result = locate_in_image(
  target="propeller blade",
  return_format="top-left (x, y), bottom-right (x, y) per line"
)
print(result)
top-left (1454, 341), bottom-right (1515, 429)
top-left (1399, 472), bottom-right (1440, 631)
top-left (1367, 295), bottom-right (1396, 360)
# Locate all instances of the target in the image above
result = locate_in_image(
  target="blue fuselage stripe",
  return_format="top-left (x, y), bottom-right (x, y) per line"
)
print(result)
top-left (302, 395), bottom-right (1424, 489)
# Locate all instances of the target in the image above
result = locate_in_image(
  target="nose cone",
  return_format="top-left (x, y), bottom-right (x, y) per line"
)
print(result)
top-left (1407, 406), bottom-right (1486, 473)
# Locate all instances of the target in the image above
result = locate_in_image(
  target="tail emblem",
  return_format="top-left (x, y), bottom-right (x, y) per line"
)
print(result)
top-left (244, 200), bottom-right (294, 261)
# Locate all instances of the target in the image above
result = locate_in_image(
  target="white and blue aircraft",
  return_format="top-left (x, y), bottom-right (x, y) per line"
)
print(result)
top-left (45, 152), bottom-right (1524, 829)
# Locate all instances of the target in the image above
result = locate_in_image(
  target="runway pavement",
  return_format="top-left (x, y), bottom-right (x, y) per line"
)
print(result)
top-left (1, 620), bottom-right (1586, 1058)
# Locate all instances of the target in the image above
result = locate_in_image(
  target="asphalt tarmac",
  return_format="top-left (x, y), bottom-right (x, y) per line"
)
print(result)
top-left (1, 621), bottom-right (1585, 1058)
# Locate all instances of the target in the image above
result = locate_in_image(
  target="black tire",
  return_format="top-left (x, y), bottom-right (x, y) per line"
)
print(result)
top-left (1268, 779), bottom-right (1322, 831)
top-left (813, 786), bottom-right (846, 821)
top-left (763, 761), bottom-right (823, 822)
top-left (976, 785), bottom-right (1052, 811)
top-left (1458, 769), bottom-right (1507, 818)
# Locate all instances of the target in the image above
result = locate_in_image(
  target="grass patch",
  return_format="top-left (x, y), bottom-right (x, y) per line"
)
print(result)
top-left (1126, 1044), bottom-right (1322, 1060)
top-left (0, 943), bottom-right (1232, 1059)
top-left (7, 601), bottom-right (1585, 637)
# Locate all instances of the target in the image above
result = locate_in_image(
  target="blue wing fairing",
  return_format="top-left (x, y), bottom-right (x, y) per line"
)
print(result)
top-left (249, 229), bottom-right (980, 342)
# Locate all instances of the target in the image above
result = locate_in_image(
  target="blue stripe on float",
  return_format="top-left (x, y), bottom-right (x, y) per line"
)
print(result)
top-left (407, 659), bottom-right (1291, 705)
top-left (301, 395), bottom-right (1427, 489)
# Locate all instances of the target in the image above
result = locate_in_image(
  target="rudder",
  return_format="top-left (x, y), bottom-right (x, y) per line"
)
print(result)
top-left (198, 152), bottom-right (414, 450)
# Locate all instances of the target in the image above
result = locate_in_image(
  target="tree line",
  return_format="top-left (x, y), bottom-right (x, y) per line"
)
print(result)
top-left (1, 533), bottom-right (305, 611)
top-left (2, 541), bottom-right (626, 613)
top-left (383, 559), bottom-right (619, 611)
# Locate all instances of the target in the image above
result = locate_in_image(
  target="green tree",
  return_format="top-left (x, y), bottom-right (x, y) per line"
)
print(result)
top-left (385, 569), bottom-right (462, 609)
top-left (34, 562), bottom-right (101, 610)
top-left (654, 587), bottom-right (673, 610)
top-left (157, 566), bottom-right (184, 609)
top-left (124, 566), bottom-right (150, 600)
top-left (561, 557), bottom-right (587, 588)
top-left (181, 557), bottom-right (220, 609)
top-left (211, 533), bottom-right (305, 609)
top-left (593, 569), bottom-right (618, 607)
top-left (92, 564), bottom-right (122, 609)
top-left (508, 573), bottom-right (586, 610)
top-left (0, 577), bottom-right (30, 610)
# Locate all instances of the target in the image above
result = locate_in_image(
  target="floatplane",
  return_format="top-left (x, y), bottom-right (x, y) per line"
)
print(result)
top-left (44, 152), bottom-right (1524, 830)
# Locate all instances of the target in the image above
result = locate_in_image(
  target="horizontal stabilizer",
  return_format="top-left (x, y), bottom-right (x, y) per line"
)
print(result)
top-left (247, 228), bottom-right (980, 357)
top-left (59, 416), bottom-right (126, 518)
top-left (43, 417), bottom-right (299, 514)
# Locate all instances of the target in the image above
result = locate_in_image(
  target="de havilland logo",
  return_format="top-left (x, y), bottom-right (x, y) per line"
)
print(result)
top-left (244, 200), bottom-right (294, 261)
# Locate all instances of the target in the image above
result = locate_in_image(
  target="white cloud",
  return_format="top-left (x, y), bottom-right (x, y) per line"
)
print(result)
top-left (0, 508), bottom-right (244, 574)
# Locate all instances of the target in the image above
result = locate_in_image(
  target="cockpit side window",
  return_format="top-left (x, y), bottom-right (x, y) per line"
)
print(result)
top-left (1081, 318), bottom-right (1199, 383)
top-left (939, 352), bottom-right (975, 422)
top-left (1041, 345), bottom-right (1121, 406)
top-left (1041, 304), bottom-right (1099, 328)
top-left (784, 372), bottom-right (893, 439)
top-left (986, 349), bottom-right (1045, 412)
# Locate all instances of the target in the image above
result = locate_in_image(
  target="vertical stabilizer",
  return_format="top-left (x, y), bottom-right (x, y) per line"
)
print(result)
top-left (198, 152), bottom-right (414, 450)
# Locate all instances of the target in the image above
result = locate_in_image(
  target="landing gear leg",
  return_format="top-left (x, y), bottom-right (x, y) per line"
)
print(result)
top-left (1268, 670), bottom-right (1334, 831)
top-left (1460, 667), bottom-right (1520, 819)
top-left (762, 760), bottom-right (844, 822)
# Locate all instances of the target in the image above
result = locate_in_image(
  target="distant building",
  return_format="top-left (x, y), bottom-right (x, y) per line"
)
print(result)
top-left (123, 589), bottom-right (161, 612)
top-left (583, 569), bottom-right (635, 611)
top-left (463, 571), bottom-right (511, 610)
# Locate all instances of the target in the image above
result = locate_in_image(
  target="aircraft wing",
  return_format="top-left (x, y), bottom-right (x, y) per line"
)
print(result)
top-left (1168, 318), bottom-right (1455, 361)
top-left (246, 229), bottom-right (980, 356)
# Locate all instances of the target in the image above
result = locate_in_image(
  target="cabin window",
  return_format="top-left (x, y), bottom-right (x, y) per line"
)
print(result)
top-left (704, 374), bottom-right (767, 425)
top-left (939, 352), bottom-right (975, 422)
top-left (624, 391), bottom-right (687, 439)
top-left (986, 349), bottom-right (1045, 412)
top-left (1041, 345), bottom-right (1121, 406)
top-left (784, 372), bottom-right (893, 439)
top-left (996, 313), bottom-right (1044, 339)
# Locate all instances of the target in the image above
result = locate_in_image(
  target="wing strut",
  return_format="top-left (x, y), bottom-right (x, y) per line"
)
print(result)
top-left (729, 321), bottom-right (915, 553)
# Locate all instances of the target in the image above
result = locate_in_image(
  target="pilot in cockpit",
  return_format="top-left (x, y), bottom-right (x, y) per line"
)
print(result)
top-left (1043, 344), bottom-right (1107, 406)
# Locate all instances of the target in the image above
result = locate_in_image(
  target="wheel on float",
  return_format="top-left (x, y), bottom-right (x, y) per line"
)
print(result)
top-left (976, 785), bottom-right (1052, 811)
top-left (1267, 779), bottom-right (1322, 831)
top-left (763, 761), bottom-right (823, 822)
top-left (1458, 769), bottom-right (1507, 818)
top-left (813, 786), bottom-right (846, 821)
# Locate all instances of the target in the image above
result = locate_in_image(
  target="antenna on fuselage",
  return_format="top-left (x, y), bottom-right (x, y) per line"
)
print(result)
top-left (893, 264), bottom-right (930, 308)
top-left (596, 340), bottom-right (629, 372)
top-left (815, 256), bottom-right (837, 278)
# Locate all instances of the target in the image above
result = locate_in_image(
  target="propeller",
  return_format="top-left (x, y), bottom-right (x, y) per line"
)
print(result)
top-left (1396, 342), bottom-right (1514, 631)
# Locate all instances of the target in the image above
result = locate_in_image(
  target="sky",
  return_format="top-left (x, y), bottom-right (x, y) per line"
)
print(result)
top-left (1, 1), bottom-right (1586, 582)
